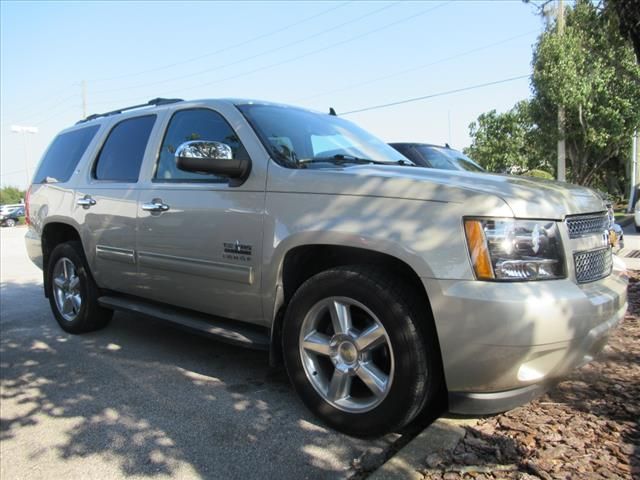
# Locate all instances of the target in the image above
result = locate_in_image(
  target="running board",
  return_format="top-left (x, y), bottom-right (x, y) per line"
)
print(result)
top-left (98, 295), bottom-right (270, 350)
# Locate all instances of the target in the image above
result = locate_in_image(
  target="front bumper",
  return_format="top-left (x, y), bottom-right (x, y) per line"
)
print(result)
top-left (423, 261), bottom-right (627, 415)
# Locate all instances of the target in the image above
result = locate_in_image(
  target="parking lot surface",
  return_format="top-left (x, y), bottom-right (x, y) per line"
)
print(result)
top-left (0, 226), bottom-right (396, 479)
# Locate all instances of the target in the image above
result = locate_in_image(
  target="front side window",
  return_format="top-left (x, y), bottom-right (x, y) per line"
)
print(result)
top-left (155, 109), bottom-right (247, 182)
top-left (238, 104), bottom-right (410, 169)
top-left (33, 125), bottom-right (100, 184)
top-left (94, 115), bottom-right (156, 182)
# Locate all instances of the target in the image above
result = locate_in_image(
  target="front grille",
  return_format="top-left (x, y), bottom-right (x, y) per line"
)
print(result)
top-left (565, 212), bottom-right (609, 239)
top-left (574, 247), bottom-right (612, 283)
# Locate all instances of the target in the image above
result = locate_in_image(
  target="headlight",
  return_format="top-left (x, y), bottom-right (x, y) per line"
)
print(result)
top-left (464, 218), bottom-right (565, 281)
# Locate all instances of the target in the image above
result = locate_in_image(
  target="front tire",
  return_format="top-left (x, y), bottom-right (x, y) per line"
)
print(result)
top-left (46, 241), bottom-right (112, 333)
top-left (282, 266), bottom-right (442, 436)
top-left (5, 219), bottom-right (16, 227)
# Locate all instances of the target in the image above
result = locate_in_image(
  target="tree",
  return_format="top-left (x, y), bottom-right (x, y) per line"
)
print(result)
top-left (532, 0), bottom-right (640, 187)
top-left (465, 100), bottom-right (553, 174)
top-left (468, 0), bottom-right (640, 189)
top-left (0, 186), bottom-right (26, 205)
top-left (607, 0), bottom-right (640, 62)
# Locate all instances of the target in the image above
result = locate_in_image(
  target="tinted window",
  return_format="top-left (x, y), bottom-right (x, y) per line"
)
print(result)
top-left (388, 144), bottom-right (414, 162)
top-left (94, 115), bottom-right (156, 182)
top-left (33, 125), bottom-right (100, 184)
top-left (155, 109), bottom-right (247, 181)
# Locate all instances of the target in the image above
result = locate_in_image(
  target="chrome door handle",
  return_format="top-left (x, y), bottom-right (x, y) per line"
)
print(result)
top-left (142, 201), bottom-right (170, 212)
top-left (77, 196), bottom-right (96, 208)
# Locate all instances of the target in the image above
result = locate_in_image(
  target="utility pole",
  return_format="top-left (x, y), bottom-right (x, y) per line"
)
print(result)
top-left (557, 0), bottom-right (566, 182)
top-left (630, 130), bottom-right (639, 212)
top-left (81, 80), bottom-right (87, 119)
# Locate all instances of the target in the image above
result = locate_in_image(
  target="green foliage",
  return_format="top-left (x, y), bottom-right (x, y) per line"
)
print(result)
top-left (0, 186), bottom-right (26, 205)
top-left (464, 100), bottom-right (553, 173)
top-left (524, 169), bottom-right (554, 180)
top-left (467, 0), bottom-right (640, 190)
top-left (532, 0), bottom-right (640, 187)
top-left (607, 0), bottom-right (640, 61)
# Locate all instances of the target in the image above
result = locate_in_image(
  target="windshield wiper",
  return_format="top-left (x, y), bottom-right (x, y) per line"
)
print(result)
top-left (299, 154), bottom-right (412, 167)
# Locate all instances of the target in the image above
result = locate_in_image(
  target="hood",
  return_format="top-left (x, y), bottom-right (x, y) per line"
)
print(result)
top-left (395, 168), bottom-right (605, 218)
top-left (273, 165), bottom-right (606, 219)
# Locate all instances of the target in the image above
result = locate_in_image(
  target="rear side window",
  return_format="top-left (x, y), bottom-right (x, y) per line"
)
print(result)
top-left (94, 115), bottom-right (156, 182)
top-left (33, 125), bottom-right (100, 184)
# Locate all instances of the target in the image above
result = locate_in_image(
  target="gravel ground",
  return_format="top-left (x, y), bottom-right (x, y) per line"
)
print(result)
top-left (419, 273), bottom-right (640, 480)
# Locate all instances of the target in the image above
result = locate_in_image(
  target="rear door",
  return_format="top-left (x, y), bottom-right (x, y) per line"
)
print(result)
top-left (74, 115), bottom-right (157, 293)
top-left (134, 107), bottom-right (266, 325)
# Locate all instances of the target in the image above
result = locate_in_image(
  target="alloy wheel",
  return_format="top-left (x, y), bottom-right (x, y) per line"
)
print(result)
top-left (298, 296), bottom-right (394, 413)
top-left (52, 257), bottom-right (82, 322)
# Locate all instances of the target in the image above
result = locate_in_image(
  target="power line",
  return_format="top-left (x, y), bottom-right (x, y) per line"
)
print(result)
top-left (3, 2), bottom-right (353, 125)
top-left (88, 1), bottom-right (353, 84)
top-left (155, 1), bottom-right (451, 97)
top-left (0, 168), bottom-right (27, 177)
top-left (85, 1), bottom-right (450, 108)
top-left (33, 105), bottom-right (80, 126)
top-left (340, 74), bottom-right (530, 115)
top-left (11, 94), bottom-right (77, 125)
top-left (92, 2), bottom-right (400, 96)
top-left (2, 88), bottom-right (76, 125)
top-left (297, 30), bottom-right (539, 103)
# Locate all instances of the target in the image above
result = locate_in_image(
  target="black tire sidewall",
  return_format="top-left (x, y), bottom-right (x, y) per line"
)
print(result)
top-left (282, 268), bottom-right (430, 436)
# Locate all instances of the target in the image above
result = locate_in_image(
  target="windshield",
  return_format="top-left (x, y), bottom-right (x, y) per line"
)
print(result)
top-left (415, 146), bottom-right (484, 172)
top-left (237, 104), bottom-right (411, 168)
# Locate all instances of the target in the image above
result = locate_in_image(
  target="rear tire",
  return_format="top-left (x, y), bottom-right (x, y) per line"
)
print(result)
top-left (282, 265), bottom-right (442, 436)
top-left (5, 219), bottom-right (16, 227)
top-left (46, 241), bottom-right (112, 333)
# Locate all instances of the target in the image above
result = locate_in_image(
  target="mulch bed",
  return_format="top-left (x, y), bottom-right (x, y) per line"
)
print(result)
top-left (421, 272), bottom-right (640, 480)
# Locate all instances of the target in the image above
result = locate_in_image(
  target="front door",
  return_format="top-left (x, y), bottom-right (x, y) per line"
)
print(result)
top-left (135, 108), bottom-right (265, 324)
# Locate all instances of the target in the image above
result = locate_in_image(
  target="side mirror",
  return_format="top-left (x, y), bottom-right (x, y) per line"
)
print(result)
top-left (175, 140), bottom-right (250, 180)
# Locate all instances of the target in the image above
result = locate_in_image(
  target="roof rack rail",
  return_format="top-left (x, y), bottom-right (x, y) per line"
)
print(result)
top-left (76, 97), bottom-right (183, 124)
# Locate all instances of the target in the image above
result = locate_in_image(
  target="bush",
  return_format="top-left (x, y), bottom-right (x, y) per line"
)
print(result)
top-left (524, 169), bottom-right (554, 180)
top-left (0, 186), bottom-right (26, 205)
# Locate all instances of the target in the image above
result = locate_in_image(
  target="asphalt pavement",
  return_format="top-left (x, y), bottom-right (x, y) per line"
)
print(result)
top-left (619, 221), bottom-right (640, 270)
top-left (0, 226), bottom-right (397, 480)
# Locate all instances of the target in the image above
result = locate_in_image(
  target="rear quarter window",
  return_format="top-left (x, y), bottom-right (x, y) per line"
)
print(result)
top-left (94, 115), bottom-right (156, 182)
top-left (33, 125), bottom-right (100, 184)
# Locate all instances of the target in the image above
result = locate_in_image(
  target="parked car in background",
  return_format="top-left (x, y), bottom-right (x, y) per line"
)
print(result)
top-left (389, 142), bottom-right (484, 172)
top-left (0, 203), bottom-right (25, 215)
top-left (0, 206), bottom-right (25, 227)
top-left (635, 201), bottom-right (640, 232)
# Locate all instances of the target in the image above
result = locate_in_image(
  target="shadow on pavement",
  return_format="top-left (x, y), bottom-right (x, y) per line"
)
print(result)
top-left (0, 279), bottom-right (396, 479)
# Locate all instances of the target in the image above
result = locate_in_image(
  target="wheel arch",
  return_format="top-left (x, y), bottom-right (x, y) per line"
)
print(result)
top-left (268, 242), bottom-right (441, 368)
top-left (41, 222), bottom-right (83, 297)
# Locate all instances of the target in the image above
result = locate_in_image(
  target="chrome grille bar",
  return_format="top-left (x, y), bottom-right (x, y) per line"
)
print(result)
top-left (574, 247), bottom-right (613, 283)
top-left (565, 212), bottom-right (609, 239)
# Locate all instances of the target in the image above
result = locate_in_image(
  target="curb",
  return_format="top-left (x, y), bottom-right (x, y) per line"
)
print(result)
top-left (369, 417), bottom-right (479, 480)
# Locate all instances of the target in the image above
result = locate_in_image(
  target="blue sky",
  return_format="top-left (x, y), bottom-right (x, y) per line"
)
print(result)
top-left (1, 0), bottom-right (545, 189)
